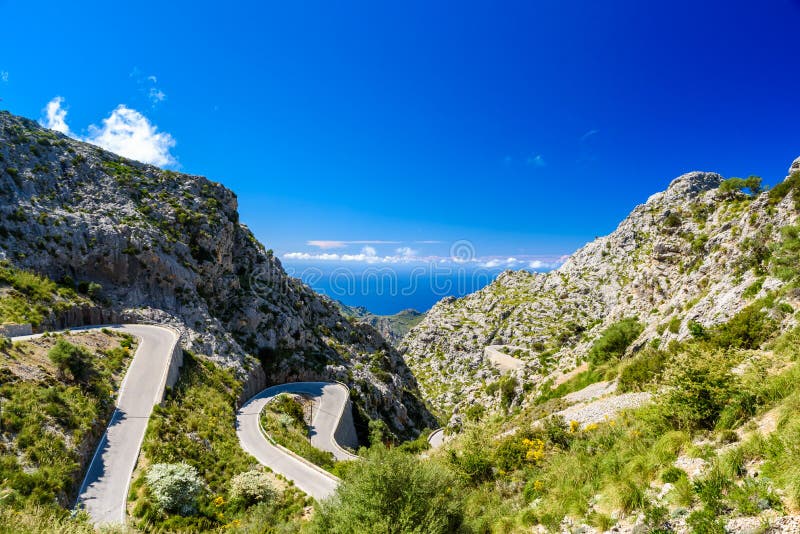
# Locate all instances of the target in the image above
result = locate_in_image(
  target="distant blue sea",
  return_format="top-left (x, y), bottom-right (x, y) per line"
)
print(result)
top-left (282, 261), bottom-right (508, 315)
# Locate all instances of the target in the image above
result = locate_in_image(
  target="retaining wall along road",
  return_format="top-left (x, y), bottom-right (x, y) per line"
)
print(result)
top-left (0, 323), bottom-right (33, 337)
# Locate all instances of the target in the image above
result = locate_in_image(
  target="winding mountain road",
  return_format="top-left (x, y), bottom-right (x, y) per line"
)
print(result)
top-left (236, 382), bottom-right (359, 501)
top-left (14, 324), bottom-right (180, 525)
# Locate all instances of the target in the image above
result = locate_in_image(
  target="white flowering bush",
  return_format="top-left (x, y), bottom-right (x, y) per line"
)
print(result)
top-left (146, 462), bottom-right (205, 515)
top-left (229, 469), bottom-right (275, 506)
top-left (277, 413), bottom-right (295, 427)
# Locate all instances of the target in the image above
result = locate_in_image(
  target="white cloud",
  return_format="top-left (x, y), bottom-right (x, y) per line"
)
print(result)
top-left (307, 240), bottom-right (401, 249)
top-left (130, 68), bottom-right (167, 107)
top-left (581, 129), bottom-right (599, 141)
top-left (481, 257), bottom-right (521, 268)
top-left (284, 252), bottom-right (342, 261)
top-left (0, 71), bottom-right (8, 83)
top-left (282, 249), bottom-right (566, 270)
top-left (40, 97), bottom-right (71, 135)
top-left (307, 240), bottom-right (347, 249)
top-left (39, 97), bottom-right (177, 167)
top-left (526, 154), bottom-right (546, 167)
top-left (149, 87), bottom-right (166, 104)
top-left (86, 105), bottom-right (176, 166)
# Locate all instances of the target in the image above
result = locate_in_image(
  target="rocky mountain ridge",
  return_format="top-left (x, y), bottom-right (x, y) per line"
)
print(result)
top-left (402, 157), bottom-right (800, 425)
top-left (0, 111), bottom-right (435, 438)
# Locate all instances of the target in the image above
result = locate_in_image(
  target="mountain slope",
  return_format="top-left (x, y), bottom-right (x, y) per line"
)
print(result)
top-left (336, 302), bottom-right (424, 346)
top-left (402, 158), bottom-right (800, 423)
top-left (0, 110), bottom-right (435, 438)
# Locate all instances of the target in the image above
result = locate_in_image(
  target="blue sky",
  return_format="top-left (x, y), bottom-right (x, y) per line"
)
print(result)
top-left (2, 0), bottom-right (800, 269)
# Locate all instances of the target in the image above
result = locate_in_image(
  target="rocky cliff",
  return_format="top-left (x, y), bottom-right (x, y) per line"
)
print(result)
top-left (0, 111), bottom-right (435, 438)
top-left (401, 158), bottom-right (800, 424)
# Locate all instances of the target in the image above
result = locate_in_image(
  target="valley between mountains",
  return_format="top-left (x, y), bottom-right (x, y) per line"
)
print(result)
top-left (4, 110), bottom-right (800, 532)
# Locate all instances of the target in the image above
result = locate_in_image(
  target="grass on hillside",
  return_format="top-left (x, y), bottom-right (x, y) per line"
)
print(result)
top-left (304, 290), bottom-right (800, 533)
top-left (0, 261), bottom-right (94, 327)
top-left (260, 393), bottom-right (337, 472)
top-left (0, 331), bottom-right (135, 510)
top-left (131, 352), bottom-right (309, 532)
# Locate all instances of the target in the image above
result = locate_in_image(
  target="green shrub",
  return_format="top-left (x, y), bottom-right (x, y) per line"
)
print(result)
top-left (771, 224), bottom-right (800, 281)
top-left (228, 470), bottom-right (275, 507)
top-left (536, 368), bottom-right (605, 404)
top-left (464, 404), bottom-right (485, 422)
top-left (668, 316), bottom-right (682, 334)
top-left (368, 418), bottom-right (392, 447)
top-left (688, 320), bottom-right (707, 340)
top-left (498, 375), bottom-right (518, 411)
top-left (261, 391), bottom-right (338, 470)
top-left (663, 212), bottom-right (682, 228)
top-left (447, 430), bottom-right (493, 484)
top-left (145, 463), bottom-right (205, 516)
top-left (742, 277), bottom-right (765, 299)
top-left (709, 303), bottom-right (776, 350)
top-left (270, 394), bottom-right (305, 425)
top-left (729, 477), bottom-right (781, 515)
top-left (686, 508), bottom-right (725, 534)
top-left (587, 318), bottom-right (643, 365)
top-left (768, 171), bottom-right (800, 209)
top-left (718, 176), bottom-right (762, 197)
top-left (311, 445), bottom-right (463, 534)
top-left (617, 347), bottom-right (669, 392)
top-left (48, 340), bottom-right (93, 381)
top-left (661, 347), bottom-right (736, 431)
top-left (661, 466), bottom-right (686, 484)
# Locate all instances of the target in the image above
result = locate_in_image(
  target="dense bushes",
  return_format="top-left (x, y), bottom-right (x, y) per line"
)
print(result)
top-left (0, 332), bottom-right (132, 509)
top-left (661, 346), bottom-right (735, 430)
top-left (146, 463), bottom-right (205, 515)
top-left (718, 176), bottom-right (762, 198)
top-left (707, 302), bottom-right (776, 350)
top-left (229, 470), bottom-right (275, 507)
top-left (617, 347), bottom-right (669, 392)
top-left (0, 262), bottom-right (89, 326)
top-left (48, 340), bottom-right (93, 381)
top-left (261, 393), bottom-right (337, 470)
top-left (771, 225), bottom-right (800, 281)
top-left (132, 352), bottom-right (255, 529)
top-left (768, 170), bottom-right (800, 209)
top-left (311, 445), bottom-right (463, 534)
top-left (587, 317), bottom-right (643, 365)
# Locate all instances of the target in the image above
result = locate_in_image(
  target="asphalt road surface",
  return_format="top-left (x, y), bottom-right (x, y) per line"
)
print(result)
top-left (13, 324), bottom-right (179, 526)
top-left (236, 382), bottom-right (358, 501)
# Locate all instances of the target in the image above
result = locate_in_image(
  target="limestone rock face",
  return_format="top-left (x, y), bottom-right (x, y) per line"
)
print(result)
top-left (789, 156), bottom-right (800, 176)
top-left (0, 111), bottom-right (434, 438)
top-left (401, 159), bottom-right (800, 425)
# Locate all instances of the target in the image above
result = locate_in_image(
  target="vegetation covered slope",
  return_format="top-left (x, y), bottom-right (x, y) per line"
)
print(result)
top-left (402, 158), bottom-right (800, 425)
top-left (0, 110), bottom-right (434, 439)
top-left (310, 307), bottom-right (800, 532)
top-left (0, 329), bottom-right (135, 508)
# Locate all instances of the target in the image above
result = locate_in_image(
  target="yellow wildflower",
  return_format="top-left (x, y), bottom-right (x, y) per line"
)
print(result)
top-left (213, 495), bottom-right (225, 507)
